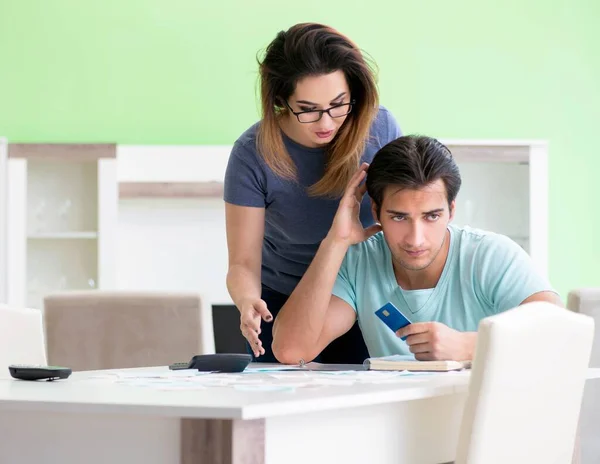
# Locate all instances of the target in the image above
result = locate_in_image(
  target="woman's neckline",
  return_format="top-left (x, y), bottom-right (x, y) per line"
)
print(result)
top-left (278, 117), bottom-right (327, 154)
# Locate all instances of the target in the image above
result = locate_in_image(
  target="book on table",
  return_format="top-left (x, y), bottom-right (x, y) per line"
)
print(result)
top-left (363, 355), bottom-right (471, 372)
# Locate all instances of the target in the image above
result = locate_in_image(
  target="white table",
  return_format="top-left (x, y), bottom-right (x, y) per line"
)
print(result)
top-left (1, 365), bottom-right (598, 464)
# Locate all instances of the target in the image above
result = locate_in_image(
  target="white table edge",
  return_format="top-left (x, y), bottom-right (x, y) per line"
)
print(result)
top-left (1, 368), bottom-right (598, 421)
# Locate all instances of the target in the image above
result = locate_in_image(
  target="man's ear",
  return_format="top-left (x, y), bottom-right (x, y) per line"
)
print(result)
top-left (449, 200), bottom-right (456, 222)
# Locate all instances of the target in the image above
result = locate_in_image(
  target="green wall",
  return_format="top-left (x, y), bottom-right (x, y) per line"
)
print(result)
top-left (1, 0), bottom-right (599, 299)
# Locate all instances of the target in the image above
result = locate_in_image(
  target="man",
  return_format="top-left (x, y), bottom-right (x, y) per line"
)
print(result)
top-left (271, 135), bottom-right (561, 364)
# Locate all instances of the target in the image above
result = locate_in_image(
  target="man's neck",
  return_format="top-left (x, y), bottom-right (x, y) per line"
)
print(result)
top-left (393, 229), bottom-right (451, 290)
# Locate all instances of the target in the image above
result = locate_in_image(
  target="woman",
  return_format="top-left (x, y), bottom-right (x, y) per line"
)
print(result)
top-left (224, 22), bottom-right (401, 363)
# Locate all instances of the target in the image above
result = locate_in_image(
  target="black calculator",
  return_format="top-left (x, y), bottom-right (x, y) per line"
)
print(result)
top-left (8, 365), bottom-right (72, 381)
top-left (169, 354), bottom-right (252, 373)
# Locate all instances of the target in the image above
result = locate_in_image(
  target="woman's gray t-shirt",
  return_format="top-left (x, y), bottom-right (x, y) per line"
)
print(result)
top-left (224, 106), bottom-right (402, 296)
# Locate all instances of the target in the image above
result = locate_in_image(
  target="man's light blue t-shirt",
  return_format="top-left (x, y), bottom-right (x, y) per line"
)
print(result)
top-left (332, 225), bottom-right (556, 358)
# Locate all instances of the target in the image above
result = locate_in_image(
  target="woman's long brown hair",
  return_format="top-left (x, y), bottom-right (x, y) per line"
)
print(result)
top-left (257, 23), bottom-right (379, 197)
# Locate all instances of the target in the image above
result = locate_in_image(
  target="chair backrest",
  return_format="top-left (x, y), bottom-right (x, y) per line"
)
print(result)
top-left (568, 288), bottom-right (600, 464)
top-left (44, 291), bottom-right (214, 371)
top-left (568, 288), bottom-right (600, 315)
top-left (568, 288), bottom-right (600, 366)
top-left (0, 305), bottom-right (47, 372)
top-left (454, 302), bottom-right (594, 464)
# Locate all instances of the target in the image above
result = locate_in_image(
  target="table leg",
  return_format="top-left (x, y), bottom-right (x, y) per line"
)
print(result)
top-left (181, 418), bottom-right (265, 464)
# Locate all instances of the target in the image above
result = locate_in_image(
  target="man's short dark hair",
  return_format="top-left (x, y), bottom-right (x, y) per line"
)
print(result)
top-left (366, 135), bottom-right (461, 216)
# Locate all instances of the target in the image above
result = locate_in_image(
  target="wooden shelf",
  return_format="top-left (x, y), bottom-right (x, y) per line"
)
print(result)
top-left (8, 143), bottom-right (116, 160)
top-left (119, 181), bottom-right (224, 199)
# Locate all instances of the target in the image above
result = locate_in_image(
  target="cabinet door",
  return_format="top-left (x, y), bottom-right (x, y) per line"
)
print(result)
top-left (453, 161), bottom-right (530, 251)
top-left (7, 158), bottom-right (27, 308)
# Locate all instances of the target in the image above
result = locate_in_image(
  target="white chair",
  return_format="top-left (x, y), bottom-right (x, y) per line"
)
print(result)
top-left (0, 305), bottom-right (47, 372)
top-left (567, 288), bottom-right (600, 463)
top-left (453, 301), bottom-right (594, 464)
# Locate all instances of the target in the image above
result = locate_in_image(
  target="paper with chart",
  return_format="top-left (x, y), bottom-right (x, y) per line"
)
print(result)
top-left (83, 365), bottom-right (462, 392)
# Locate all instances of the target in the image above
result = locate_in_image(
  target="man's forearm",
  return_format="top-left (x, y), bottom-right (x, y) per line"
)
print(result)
top-left (273, 236), bottom-right (349, 360)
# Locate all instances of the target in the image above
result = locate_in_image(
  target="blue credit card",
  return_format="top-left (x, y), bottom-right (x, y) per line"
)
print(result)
top-left (374, 302), bottom-right (412, 340)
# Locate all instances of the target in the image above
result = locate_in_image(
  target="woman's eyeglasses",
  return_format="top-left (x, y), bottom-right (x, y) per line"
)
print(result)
top-left (284, 100), bottom-right (355, 123)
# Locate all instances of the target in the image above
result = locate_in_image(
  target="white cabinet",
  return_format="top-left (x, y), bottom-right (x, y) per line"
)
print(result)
top-left (0, 140), bottom-right (547, 308)
top-left (443, 140), bottom-right (548, 278)
top-left (4, 144), bottom-right (118, 309)
top-left (113, 140), bottom-right (549, 306)
top-left (0, 137), bottom-right (7, 303)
